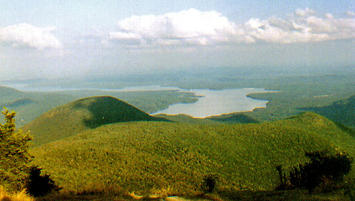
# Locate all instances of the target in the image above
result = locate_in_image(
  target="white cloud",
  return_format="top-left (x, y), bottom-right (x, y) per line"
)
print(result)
top-left (0, 23), bottom-right (62, 50)
top-left (243, 12), bottom-right (355, 43)
top-left (295, 8), bottom-right (315, 17)
top-left (108, 8), bottom-right (355, 47)
top-left (109, 8), bottom-right (242, 46)
top-left (244, 17), bottom-right (327, 43)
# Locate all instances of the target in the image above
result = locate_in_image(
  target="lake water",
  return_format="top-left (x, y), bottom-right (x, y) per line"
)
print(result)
top-left (1, 83), bottom-right (272, 117)
top-left (153, 88), bottom-right (272, 117)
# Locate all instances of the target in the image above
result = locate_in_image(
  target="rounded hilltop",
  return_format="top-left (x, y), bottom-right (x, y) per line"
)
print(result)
top-left (23, 96), bottom-right (162, 146)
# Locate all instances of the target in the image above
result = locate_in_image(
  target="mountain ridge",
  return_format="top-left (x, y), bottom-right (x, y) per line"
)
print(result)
top-left (30, 112), bottom-right (355, 195)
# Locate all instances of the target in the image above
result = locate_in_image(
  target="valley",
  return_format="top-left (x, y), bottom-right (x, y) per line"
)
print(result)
top-left (0, 70), bottom-right (354, 200)
top-left (1, 70), bottom-right (354, 128)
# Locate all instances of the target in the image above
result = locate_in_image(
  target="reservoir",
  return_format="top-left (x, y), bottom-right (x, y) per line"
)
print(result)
top-left (0, 83), bottom-right (272, 118)
top-left (153, 88), bottom-right (272, 118)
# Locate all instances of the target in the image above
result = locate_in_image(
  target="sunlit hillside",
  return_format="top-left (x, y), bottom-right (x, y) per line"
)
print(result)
top-left (30, 112), bottom-right (355, 198)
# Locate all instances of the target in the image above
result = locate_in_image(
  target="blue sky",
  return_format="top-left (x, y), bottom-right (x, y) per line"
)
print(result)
top-left (1, 0), bottom-right (352, 28)
top-left (0, 0), bottom-right (354, 80)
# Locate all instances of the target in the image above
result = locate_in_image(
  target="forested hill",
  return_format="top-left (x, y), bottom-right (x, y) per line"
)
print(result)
top-left (301, 95), bottom-right (355, 130)
top-left (23, 96), bottom-right (164, 146)
top-left (30, 112), bottom-right (355, 198)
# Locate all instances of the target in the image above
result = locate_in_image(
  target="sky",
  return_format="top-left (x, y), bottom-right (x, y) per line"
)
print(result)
top-left (0, 0), bottom-right (354, 80)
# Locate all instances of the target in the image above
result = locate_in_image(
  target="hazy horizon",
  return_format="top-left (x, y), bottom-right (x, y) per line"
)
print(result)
top-left (0, 0), bottom-right (354, 81)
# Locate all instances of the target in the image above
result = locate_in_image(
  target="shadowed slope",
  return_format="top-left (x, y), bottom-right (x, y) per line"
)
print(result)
top-left (300, 95), bottom-right (355, 129)
top-left (73, 96), bottom-right (157, 128)
top-left (154, 113), bottom-right (259, 124)
top-left (154, 113), bottom-right (219, 124)
top-left (208, 112), bottom-right (259, 123)
top-left (24, 96), bottom-right (163, 146)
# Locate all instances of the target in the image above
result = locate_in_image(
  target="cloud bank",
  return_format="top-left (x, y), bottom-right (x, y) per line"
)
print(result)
top-left (109, 8), bottom-right (355, 47)
top-left (109, 8), bottom-right (242, 46)
top-left (0, 23), bottom-right (62, 50)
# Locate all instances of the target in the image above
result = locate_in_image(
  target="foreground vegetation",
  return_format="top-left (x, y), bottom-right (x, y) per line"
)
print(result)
top-left (0, 109), bottom-right (32, 191)
top-left (0, 186), bottom-right (33, 201)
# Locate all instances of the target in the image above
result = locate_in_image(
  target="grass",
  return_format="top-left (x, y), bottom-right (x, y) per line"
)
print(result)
top-left (0, 186), bottom-right (34, 201)
top-left (216, 188), bottom-right (354, 201)
top-left (30, 112), bottom-right (355, 197)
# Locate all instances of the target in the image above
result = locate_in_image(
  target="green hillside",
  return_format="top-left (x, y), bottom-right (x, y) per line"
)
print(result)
top-left (155, 113), bottom-right (219, 124)
top-left (0, 85), bottom-right (198, 127)
top-left (243, 74), bottom-right (355, 128)
top-left (155, 113), bottom-right (260, 124)
top-left (208, 112), bottom-right (260, 123)
top-left (301, 95), bottom-right (355, 130)
top-left (0, 86), bottom-right (25, 105)
top-left (30, 112), bottom-right (355, 197)
top-left (24, 96), bottom-right (163, 146)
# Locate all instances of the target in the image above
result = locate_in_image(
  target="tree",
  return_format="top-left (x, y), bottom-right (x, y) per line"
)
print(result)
top-left (289, 150), bottom-right (352, 193)
top-left (276, 150), bottom-right (353, 193)
top-left (201, 174), bottom-right (218, 193)
top-left (26, 166), bottom-right (60, 197)
top-left (0, 108), bottom-right (32, 191)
